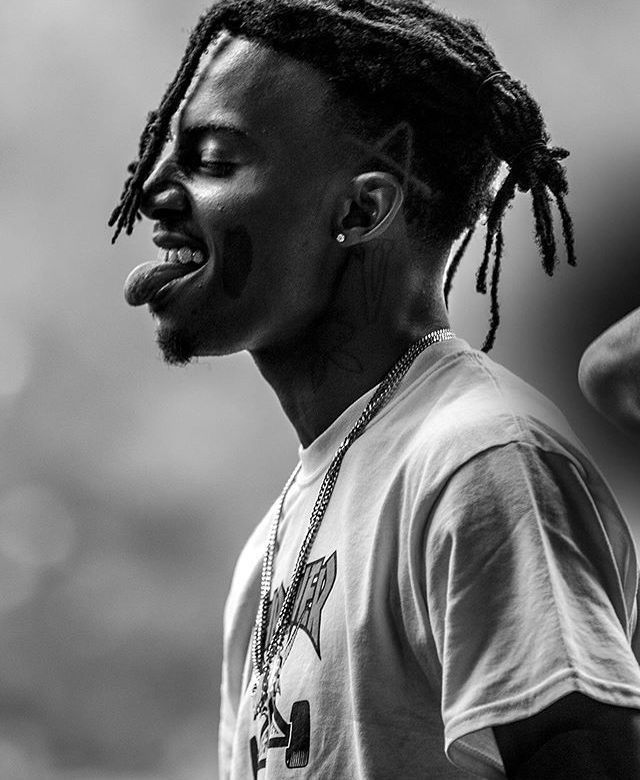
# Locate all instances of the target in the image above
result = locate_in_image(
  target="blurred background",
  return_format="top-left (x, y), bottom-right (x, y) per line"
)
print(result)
top-left (1, 1), bottom-right (639, 777)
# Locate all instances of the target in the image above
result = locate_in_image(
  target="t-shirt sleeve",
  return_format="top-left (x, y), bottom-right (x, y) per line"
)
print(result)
top-left (425, 441), bottom-right (640, 778)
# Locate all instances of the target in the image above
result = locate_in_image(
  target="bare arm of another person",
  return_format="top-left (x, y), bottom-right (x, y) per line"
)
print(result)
top-left (579, 308), bottom-right (640, 438)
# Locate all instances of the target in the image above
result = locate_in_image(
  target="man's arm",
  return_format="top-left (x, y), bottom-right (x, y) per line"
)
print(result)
top-left (579, 308), bottom-right (640, 438)
top-left (494, 692), bottom-right (640, 779)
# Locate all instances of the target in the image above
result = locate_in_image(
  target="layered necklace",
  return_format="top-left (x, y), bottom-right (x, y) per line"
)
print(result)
top-left (251, 327), bottom-right (455, 718)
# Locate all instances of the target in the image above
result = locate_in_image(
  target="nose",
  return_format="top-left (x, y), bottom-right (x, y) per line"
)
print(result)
top-left (139, 156), bottom-right (189, 222)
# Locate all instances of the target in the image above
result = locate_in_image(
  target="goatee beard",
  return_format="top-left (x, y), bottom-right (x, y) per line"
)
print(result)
top-left (156, 324), bottom-right (196, 366)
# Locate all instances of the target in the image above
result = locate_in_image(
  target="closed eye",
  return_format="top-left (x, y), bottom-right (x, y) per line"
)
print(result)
top-left (176, 147), bottom-right (238, 177)
top-left (175, 124), bottom-right (253, 178)
top-left (197, 160), bottom-right (237, 177)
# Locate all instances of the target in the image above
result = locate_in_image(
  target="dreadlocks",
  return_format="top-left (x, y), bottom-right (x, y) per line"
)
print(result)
top-left (109, 0), bottom-right (576, 351)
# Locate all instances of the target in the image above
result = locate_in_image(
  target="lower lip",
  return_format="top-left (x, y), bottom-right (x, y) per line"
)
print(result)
top-left (149, 261), bottom-right (209, 311)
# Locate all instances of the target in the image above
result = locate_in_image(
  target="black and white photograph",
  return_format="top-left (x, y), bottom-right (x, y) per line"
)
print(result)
top-left (2, 1), bottom-right (640, 778)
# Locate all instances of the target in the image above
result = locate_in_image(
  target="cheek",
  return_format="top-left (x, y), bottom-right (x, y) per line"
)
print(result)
top-left (195, 178), bottom-right (331, 298)
top-left (192, 186), bottom-right (260, 297)
top-left (221, 225), bottom-right (253, 299)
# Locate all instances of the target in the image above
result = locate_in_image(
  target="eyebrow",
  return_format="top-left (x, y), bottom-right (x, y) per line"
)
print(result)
top-left (174, 121), bottom-right (253, 145)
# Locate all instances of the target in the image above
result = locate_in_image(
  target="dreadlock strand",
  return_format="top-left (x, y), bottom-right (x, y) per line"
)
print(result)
top-left (154, 7), bottom-right (225, 118)
top-left (476, 65), bottom-right (577, 298)
top-left (555, 192), bottom-right (576, 267)
top-left (110, 8), bottom-right (230, 242)
top-left (541, 153), bottom-right (576, 268)
top-left (530, 180), bottom-right (557, 275)
top-left (444, 224), bottom-right (475, 308)
top-left (477, 227), bottom-right (494, 295)
top-left (481, 222), bottom-right (504, 352)
top-left (109, 118), bottom-right (163, 241)
top-left (476, 170), bottom-right (517, 294)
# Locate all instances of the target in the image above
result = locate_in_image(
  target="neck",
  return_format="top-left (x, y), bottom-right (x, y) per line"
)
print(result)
top-left (251, 237), bottom-right (450, 447)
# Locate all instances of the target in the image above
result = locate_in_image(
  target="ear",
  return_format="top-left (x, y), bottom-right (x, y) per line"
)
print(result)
top-left (334, 172), bottom-right (405, 246)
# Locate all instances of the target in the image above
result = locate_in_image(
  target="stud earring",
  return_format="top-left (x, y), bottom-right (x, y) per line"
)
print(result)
top-left (336, 233), bottom-right (346, 243)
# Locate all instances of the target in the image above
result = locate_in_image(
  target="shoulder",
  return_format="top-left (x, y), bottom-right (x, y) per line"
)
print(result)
top-left (397, 339), bottom-right (589, 484)
top-left (579, 310), bottom-right (640, 438)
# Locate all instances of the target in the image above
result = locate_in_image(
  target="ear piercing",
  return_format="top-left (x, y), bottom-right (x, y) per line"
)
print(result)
top-left (336, 233), bottom-right (346, 243)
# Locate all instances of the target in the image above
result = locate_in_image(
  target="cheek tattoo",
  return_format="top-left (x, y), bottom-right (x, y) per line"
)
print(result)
top-left (221, 225), bottom-right (253, 299)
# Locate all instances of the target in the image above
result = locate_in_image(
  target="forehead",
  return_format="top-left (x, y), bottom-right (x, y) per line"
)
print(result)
top-left (177, 35), bottom-right (339, 154)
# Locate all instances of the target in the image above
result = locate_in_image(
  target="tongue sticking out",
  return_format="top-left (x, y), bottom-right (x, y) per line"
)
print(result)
top-left (124, 261), bottom-right (197, 306)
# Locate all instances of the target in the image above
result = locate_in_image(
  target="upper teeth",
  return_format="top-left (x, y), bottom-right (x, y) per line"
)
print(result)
top-left (159, 247), bottom-right (206, 265)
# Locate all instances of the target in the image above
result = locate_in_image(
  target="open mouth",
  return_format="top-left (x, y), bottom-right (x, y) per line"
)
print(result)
top-left (123, 244), bottom-right (211, 307)
top-left (158, 246), bottom-right (207, 269)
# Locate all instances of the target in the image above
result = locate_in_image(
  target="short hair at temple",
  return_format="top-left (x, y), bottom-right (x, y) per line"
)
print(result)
top-left (109, 0), bottom-right (576, 351)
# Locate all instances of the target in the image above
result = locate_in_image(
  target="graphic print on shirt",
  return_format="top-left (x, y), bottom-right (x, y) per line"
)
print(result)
top-left (250, 551), bottom-right (337, 777)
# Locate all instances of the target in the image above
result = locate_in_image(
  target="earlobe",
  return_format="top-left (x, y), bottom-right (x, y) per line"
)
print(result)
top-left (335, 172), bottom-right (405, 246)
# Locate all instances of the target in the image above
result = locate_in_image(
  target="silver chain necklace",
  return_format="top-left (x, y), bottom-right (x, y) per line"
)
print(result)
top-left (251, 327), bottom-right (455, 717)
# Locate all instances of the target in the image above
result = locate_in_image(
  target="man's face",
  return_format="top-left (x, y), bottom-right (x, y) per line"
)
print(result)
top-left (132, 35), bottom-right (351, 363)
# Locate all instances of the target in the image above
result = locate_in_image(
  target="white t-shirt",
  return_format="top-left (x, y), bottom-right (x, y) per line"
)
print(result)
top-left (219, 337), bottom-right (640, 778)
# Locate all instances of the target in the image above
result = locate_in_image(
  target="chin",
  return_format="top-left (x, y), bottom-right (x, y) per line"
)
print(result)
top-left (155, 318), bottom-right (249, 363)
top-left (155, 322), bottom-right (198, 366)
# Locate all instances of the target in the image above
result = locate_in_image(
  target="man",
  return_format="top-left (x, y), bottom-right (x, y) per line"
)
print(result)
top-left (111, 2), bottom-right (640, 777)
top-left (579, 309), bottom-right (640, 440)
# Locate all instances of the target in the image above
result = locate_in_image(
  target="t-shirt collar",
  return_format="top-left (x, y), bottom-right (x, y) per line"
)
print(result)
top-left (297, 335), bottom-right (465, 484)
